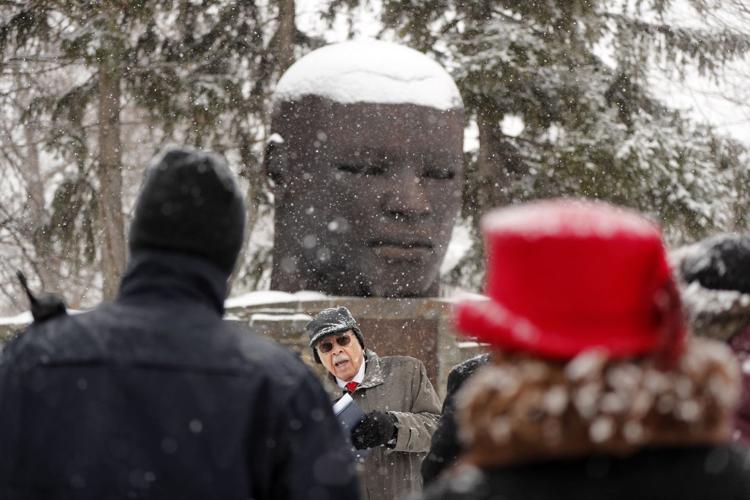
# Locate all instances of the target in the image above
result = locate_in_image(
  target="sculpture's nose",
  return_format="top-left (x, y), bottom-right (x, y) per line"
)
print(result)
top-left (383, 171), bottom-right (431, 220)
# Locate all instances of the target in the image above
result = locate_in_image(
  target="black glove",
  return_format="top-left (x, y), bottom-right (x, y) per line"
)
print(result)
top-left (351, 411), bottom-right (397, 450)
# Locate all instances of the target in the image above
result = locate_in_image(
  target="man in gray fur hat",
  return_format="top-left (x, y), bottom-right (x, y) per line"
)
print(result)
top-left (307, 306), bottom-right (441, 500)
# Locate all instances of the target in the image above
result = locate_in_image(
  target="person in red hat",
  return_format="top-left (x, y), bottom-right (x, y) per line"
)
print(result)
top-left (421, 199), bottom-right (750, 500)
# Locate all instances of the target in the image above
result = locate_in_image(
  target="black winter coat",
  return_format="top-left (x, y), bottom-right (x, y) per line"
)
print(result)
top-left (421, 445), bottom-right (750, 500)
top-left (421, 353), bottom-right (490, 485)
top-left (0, 250), bottom-right (360, 500)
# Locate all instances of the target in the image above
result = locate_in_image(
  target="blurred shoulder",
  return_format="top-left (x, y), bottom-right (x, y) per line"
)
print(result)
top-left (229, 323), bottom-right (318, 384)
top-left (447, 353), bottom-right (491, 395)
top-left (421, 465), bottom-right (492, 500)
top-left (1, 310), bottom-right (91, 365)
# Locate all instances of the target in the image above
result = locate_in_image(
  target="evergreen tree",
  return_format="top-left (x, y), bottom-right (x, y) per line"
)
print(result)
top-left (0, 0), bottom-right (318, 306)
top-left (328, 0), bottom-right (750, 290)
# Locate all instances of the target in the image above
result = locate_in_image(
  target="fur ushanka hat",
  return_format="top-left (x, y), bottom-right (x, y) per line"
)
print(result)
top-left (306, 306), bottom-right (364, 363)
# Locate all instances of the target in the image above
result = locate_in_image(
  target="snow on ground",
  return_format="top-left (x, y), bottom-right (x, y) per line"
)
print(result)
top-left (0, 311), bottom-right (32, 326)
top-left (272, 39), bottom-right (463, 110)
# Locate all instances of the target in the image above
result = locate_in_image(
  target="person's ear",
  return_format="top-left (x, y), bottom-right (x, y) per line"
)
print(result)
top-left (264, 134), bottom-right (287, 188)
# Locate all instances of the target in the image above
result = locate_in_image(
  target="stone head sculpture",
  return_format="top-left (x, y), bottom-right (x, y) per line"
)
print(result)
top-left (266, 40), bottom-right (464, 297)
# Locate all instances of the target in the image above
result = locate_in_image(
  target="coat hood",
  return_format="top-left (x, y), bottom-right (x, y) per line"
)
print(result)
top-left (118, 249), bottom-right (228, 315)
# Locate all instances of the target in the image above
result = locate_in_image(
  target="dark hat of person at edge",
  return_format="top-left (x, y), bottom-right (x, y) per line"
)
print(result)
top-left (129, 146), bottom-right (246, 275)
top-left (306, 307), bottom-right (365, 363)
top-left (680, 233), bottom-right (750, 294)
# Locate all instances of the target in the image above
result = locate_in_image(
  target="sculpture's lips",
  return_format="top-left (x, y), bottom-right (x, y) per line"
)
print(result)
top-left (368, 238), bottom-right (433, 261)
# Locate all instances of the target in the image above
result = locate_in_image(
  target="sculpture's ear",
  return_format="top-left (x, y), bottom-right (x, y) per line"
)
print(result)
top-left (264, 133), bottom-right (287, 188)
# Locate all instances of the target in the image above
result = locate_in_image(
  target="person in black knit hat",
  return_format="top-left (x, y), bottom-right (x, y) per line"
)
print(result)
top-left (0, 147), bottom-right (361, 500)
top-left (306, 306), bottom-right (441, 500)
top-left (129, 147), bottom-right (245, 273)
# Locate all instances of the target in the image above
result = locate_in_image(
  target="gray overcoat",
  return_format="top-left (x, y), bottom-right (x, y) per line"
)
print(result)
top-left (324, 350), bottom-right (441, 500)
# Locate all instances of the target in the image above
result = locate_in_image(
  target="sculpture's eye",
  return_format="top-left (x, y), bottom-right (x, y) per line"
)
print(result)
top-left (422, 167), bottom-right (455, 180)
top-left (336, 164), bottom-right (363, 174)
top-left (363, 165), bottom-right (387, 176)
top-left (337, 164), bottom-right (387, 176)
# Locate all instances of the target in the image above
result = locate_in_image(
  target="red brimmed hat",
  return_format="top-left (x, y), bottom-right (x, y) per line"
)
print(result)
top-left (455, 199), bottom-right (685, 364)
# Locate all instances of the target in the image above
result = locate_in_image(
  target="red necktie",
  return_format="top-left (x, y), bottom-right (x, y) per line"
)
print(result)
top-left (345, 381), bottom-right (359, 393)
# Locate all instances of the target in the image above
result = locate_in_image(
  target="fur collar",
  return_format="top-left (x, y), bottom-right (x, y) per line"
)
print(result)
top-left (359, 349), bottom-right (385, 389)
top-left (456, 337), bottom-right (740, 467)
top-left (681, 280), bottom-right (750, 342)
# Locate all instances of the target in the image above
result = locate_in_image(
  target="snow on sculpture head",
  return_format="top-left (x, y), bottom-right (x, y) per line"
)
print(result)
top-left (266, 40), bottom-right (464, 297)
top-left (272, 39), bottom-right (463, 111)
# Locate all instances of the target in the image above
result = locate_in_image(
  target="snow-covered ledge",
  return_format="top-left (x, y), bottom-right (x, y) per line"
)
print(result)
top-left (0, 292), bottom-right (489, 398)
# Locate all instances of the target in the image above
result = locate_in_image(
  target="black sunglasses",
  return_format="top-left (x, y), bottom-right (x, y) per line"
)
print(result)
top-left (317, 334), bottom-right (352, 354)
